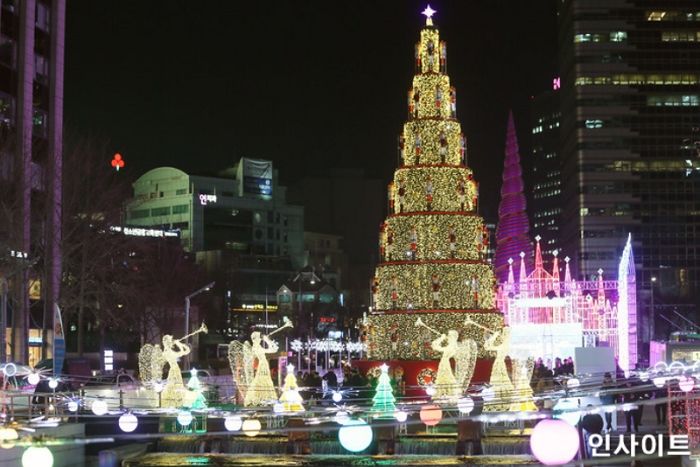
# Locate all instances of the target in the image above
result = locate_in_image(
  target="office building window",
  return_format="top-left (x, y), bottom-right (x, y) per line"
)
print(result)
top-left (129, 209), bottom-right (150, 220)
top-left (176, 188), bottom-right (187, 195)
top-left (151, 207), bottom-right (170, 217)
top-left (585, 119), bottom-right (604, 129)
top-left (610, 31), bottom-right (627, 42)
top-left (172, 204), bottom-right (189, 214)
top-left (647, 94), bottom-right (699, 106)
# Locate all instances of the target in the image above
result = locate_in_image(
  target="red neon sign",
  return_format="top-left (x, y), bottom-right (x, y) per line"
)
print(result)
top-left (111, 153), bottom-right (125, 171)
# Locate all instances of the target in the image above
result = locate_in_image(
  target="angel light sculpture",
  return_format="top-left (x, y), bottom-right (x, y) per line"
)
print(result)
top-left (138, 323), bottom-right (207, 408)
top-left (509, 357), bottom-right (537, 412)
top-left (416, 318), bottom-right (477, 399)
top-left (229, 317), bottom-right (293, 407)
top-left (483, 327), bottom-right (515, 411)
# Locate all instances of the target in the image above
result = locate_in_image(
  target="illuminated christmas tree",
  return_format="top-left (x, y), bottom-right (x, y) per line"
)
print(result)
top-left (279, 364), bottom-right (305, 413)
top-left (184, 368), bottom-right (208, 410)
top-left (368, 7), bottom-right (504, 360)
top-left (494, 110), bottom-right (532, 282)
top-left (371, 364), bottom-right (396, 418)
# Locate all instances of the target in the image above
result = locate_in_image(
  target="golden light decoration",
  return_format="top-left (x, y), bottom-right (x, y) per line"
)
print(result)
top-left (383, 213), bottom-right (483, 261)
top-left (392, 167), bottom-right (476, 213)
top-left (408, 74), bottom-right (453, 121)
top-left (373, 262), bottom-right (496, 311)
top-left (402, 121), bottom-right (465, 167)
top-left (417, 28), bottom-right (441, 75)
top-left (368, 311), bottom-right (504, 360)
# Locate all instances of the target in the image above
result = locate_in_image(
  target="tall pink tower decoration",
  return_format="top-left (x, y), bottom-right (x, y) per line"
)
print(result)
top-left (494, 110), bottom-right (532, 282)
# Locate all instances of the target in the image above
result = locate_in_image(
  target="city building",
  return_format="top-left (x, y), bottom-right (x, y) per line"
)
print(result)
top-left (0, 0), bottom-right (66, 364)
top-left (303, 231), bottom-right (347, 291)
top-left (126, 159), bottom-right (305, 337)
top-left (288, 168), bottom-right (384, 311)
top-left (277, 269), bottom-right (343, 339)
top-left (558, 0), bottom-right (700, 346)
top-left (530, 86), bottom-right (562, 263)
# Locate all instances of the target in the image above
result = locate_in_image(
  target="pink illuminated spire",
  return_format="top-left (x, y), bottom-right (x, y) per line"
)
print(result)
top-left (507, 257), bottom-right (515, 285)
top-left (534, 235), bottom-right (543, 271)
top-left (494, 110), bottom-right (532, 282)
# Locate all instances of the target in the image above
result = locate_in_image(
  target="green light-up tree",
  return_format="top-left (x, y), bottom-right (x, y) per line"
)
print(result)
top-left (371, 363), bottom-right (396, 418)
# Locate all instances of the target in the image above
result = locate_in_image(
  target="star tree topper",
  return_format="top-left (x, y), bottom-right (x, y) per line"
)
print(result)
top-left (422, 5), bottom-right (436, 26)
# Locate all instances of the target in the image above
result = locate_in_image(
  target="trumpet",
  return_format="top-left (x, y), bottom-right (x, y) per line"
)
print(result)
top-left (414, 317), bottom-right (441, 336)
top-left (178, 323), bottom-right (208, 342)
top-left (463, 318), bottom-right (498, 334)
top-left (268, 317), bottom-right (294, 337)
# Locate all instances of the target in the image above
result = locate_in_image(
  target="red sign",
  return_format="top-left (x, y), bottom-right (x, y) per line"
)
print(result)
top-left (111, 153), bottom-right (125, 171)
top-left (319, 317), bottom-right (336, 323)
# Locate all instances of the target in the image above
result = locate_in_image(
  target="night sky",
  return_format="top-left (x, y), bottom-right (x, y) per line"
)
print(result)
top-left (65, 0), bottom-right (557, 223)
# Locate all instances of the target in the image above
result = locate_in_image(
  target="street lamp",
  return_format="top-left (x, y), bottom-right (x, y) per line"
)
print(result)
top-left (184, 281), bottom-right (215, 369)
top-left (650, 276), bottom-right (657, 342)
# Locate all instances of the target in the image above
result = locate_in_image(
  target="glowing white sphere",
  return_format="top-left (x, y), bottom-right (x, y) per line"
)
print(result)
top-left (153, 382), bottom-right (164, 393)
top-left (335, 411), bottom-right (350, 425)
top-left (91, 400), bottom-right (108, 416)
top-left (22, 446), bottom-right (53, 467)
top-left (394, 410), bottom-right (408, 423)
top-left (530, 419), bottom-right (579, 466)
top-left (338, 419), bottom-right (373, 453)
top-left (332, 391), bottom-right (342, 403)
top-left (273, 402), bottom-right (285, 414)
top-left (425, 385), bottom-right (436, 396)
top-left (566, 378), bottom-right (580, 389)
top-left (553, 398), bottom-right (580, 426)
top-left (242, 418), bottom-right (261, 437)
top-left (669, 361), bottom-right (685, 373)
top-left (177, 411), bottom-right (193, 426)
top-left (0, 428), bottom-right (18, 442)
top-left (48, 378), bottom-right (58, 390)
top-left (457, 396), bottom-right (475, 415)
top-left (653, 377), bottom-right (666, 388)
top-left (224, 415), bottom-right (242, 432)
top-left (679, 376), bottom-right (695, 392)
top-left (638, 371), bottom-right (649, 382)
top-left (653, 361), bottom-right (668, 373)
top-left (119, 413), bottom-right (138, 433)
top-left (481, 387), bottom-right (495, 401)
top-left (2, 363), bottom-right (16, 377)
top-left (67, 401), bottom-right (78, 413)
top-left (27, 373), bottom-right (40, 386)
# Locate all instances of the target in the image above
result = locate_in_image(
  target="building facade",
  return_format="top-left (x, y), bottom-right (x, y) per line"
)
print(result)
top-left (0, 0), bottom-right (65, 364)
top-left (530, 87), bottom-right (562, 263)
top-left (126, 159), bottom-right (305, 337)
top-left (303, 231), bottom-right (347, 292)
top-left (558, 0), bottom-right (700, 343)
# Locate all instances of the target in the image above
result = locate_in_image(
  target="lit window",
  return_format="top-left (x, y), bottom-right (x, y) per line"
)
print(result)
top-left (610, 31), bottom-right (627, 42)
top-left (585, 119), bottom-right (604, 129)
top-left (648, 11), bottom-right (667, 21)
top-left (574, 33), bottom-right (592, 43)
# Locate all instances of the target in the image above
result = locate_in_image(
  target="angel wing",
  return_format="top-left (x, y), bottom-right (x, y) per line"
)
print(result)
top-left (138, 343), bottom-right (164, 386)
top-left (454, 338), bottom-right (478, 392)
top-left (228, 340), bottom-right (254, 398)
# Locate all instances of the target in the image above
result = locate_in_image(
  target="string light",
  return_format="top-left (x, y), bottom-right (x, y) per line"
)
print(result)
top-left (395, 410), bottom-right (408, 422)
top-left (391, 168), bottom-right (476, 214)
top-left (48, 378), bottom-right (58, 389)
top-left (457, 396), bottom-right (474, 415)
top-left (368, 311), bottom-right (503, 360)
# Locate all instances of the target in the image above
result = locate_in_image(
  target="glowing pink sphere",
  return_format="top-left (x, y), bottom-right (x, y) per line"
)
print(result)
top-left (530, 419), bottom-right (579, 466)
top-left (678, 376), bottom-right (695, 392)
top-left (419, 404), bottom-right (442, 426)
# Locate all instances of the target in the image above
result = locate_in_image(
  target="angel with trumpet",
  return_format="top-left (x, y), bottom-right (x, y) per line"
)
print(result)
top-left (415, 317), bottom-right (477, 399)
top-left (229, 317), bottom-right (294, 407)
top-left (465, 318), bottom-right (516, 411)
top-left (138, 323), bottom-right (208, 407)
